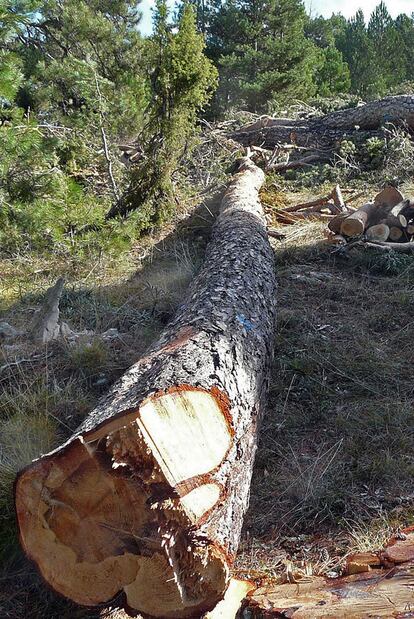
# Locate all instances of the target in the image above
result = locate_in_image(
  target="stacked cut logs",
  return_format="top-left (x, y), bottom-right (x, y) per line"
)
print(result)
top-left (269, 183), bottom-right (414, 253)
top-left (326, 186), bottom-right (414, 252)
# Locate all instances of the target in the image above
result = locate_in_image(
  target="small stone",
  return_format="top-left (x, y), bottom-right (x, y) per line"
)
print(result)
top-left (0, 322), bottom-right (20, 341)
top-left (101, 328), bottom-right (120, 339)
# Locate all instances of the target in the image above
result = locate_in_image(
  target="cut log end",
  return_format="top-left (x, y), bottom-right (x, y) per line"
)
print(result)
top-left (15, 387), bottom-right (234, 618)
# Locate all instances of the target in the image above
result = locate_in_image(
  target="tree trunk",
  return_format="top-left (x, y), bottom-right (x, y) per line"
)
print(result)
top-left (311, 94), bottom-right (414, 131)
top-left (15, 158), bottom-right (277, 619)
top-left (229, 95), bottom-right (414, 151)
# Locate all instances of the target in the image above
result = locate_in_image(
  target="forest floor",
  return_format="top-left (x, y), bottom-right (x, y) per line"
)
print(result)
top-left (1, 174), bottom-right (414, 617)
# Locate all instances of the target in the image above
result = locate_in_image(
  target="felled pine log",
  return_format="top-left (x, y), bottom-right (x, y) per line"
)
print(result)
top-left (15, 158), bottom-right (277, 619)
top-left (230, 95), bottom-right (414, 151)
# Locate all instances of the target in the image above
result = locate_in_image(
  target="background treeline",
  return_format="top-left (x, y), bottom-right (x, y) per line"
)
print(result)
top-left (1, 0), bottom-right (414, 256)
top-left (200, 0), bottom-right (414, 112)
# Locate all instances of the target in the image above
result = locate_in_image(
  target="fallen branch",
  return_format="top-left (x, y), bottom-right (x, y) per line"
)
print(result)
top-left (267, 153), bottom-right (323, 171)
top-left (283, 196), bottom-right (331, 213)
top-left (365, 240), bottom-right (414, 252)
top-left (267, 229), bottom-right (286, 240)
top-left (331, 184), bottom-right (347, 213)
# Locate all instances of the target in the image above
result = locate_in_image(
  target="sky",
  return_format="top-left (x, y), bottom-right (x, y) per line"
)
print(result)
top-left (305, 0), bottom-right (413, 19)
top-left (139, 0), bottom-right (414, 36)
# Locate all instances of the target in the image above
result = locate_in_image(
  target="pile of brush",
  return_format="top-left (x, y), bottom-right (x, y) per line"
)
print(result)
top-left (271, 184), bottom-right (414, 253)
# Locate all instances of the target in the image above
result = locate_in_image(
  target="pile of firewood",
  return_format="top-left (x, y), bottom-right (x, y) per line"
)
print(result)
top-left (270, 184), bottom-right (414, 253)
top-left (326, 186), bottom-right (414, 252)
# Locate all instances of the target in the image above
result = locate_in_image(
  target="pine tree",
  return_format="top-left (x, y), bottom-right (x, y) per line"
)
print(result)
top-left (0, 0), bottom-right (148, 250)
top-left (213, 0), bottom-right (319, 112)
top-left (337, 10), bottom-right (380, 97)
top-left (315, 45), bottom-right (350, 96)
top-left (7, 0), bottom-right (149, 198)
top-left (395, 13), bottom-right (414, 81)
top-left (367, 2), bottom-right (405, 90)
top-left (177, 0), bottom-right (222, 35)
top-left (305, 14), bottom-right (347, 49)
top-left (110, 0), bottom-right (218, 223)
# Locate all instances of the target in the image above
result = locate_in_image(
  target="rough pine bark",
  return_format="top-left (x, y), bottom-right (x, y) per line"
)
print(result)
top-left (230, 95), bottom-right (414, 151)
top-left (15, 158), bottom-right (277, 619)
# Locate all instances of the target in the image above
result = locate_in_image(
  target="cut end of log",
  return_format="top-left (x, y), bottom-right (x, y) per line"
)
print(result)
top-left (374, 186), bottom-right (404, 208)
top-left (15, 387), bottom-right (234, 618)
top-left (388, 226), bottom-right (403, 241)
top-left (365, 223), bottom-right (390, 242)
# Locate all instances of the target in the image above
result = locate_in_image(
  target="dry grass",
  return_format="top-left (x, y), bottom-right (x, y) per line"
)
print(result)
top-left (2, 181), bottom-right (414, 613)
top-left (237, 215), bottom-right (414, 580)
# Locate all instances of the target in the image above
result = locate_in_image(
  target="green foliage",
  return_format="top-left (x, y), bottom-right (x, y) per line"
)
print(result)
top-left (211, 0), bottom-right (319, 112)
top-left (0, 51), bottom-right (23, 102)
top-left (362, 136), bottom-right (386, 168)
top-left (116, 1), bottom-right (218, 224)
top-left (315, 45), bottom-right (350, 96)
top-left (67, 339), bottom-right (109, 377)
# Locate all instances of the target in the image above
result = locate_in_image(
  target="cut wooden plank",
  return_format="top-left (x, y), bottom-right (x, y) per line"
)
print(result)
top-left (15, 158), bottom-right (277, 619)
top-left (204, 578), bottom-right (254, 618)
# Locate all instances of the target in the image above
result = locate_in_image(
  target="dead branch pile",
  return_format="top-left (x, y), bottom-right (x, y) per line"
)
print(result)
top-left (229, 95), bottom-right (414, 169)
top-left (267, 184), bottom-right (358, 226)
